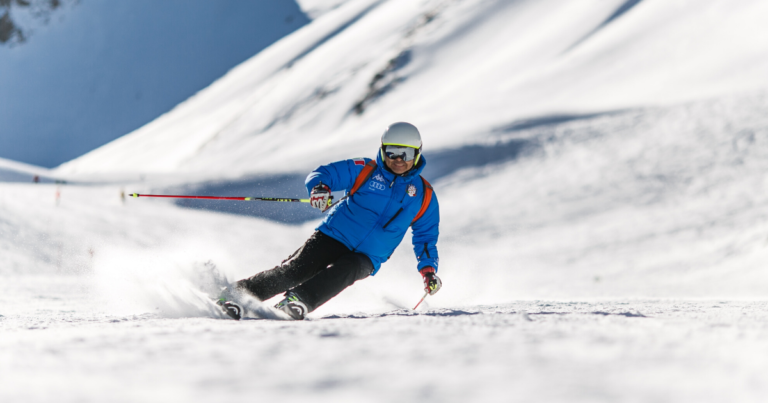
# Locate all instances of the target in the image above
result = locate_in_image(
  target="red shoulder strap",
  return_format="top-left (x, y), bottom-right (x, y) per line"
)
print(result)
top-left (411, 176), bottom-right (433, 225)
top-left (349, 160), bottom-right (377, 196)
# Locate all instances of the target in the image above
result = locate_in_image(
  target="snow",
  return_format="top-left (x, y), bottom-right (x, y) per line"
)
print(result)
top-left (55, 0), bottom-right (768, 175)
top-left (3, 289), bottom-right (768, 402)
top-left (3, 0), bottom-right (768, 401)
top-left (297, 0), bottom-right (352, 19)
top-left (0, 157), bottom-right (56, 183)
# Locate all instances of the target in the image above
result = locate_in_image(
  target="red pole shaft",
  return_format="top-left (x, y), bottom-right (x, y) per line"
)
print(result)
top-left (413, 292), bottom-right (429, 310)
top-left (132, 194), bottom-right (250, 201)
top-left (129, 193), bottom-right (311, 203)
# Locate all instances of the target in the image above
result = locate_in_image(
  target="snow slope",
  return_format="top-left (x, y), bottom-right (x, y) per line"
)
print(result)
top-left (0, 157), bottom-right (57, 183)
top-left (296, 0), bottom-right (352, 19)
top-left (4, 295), bottom-right (768, 403)
top-left (10, 94), bottom-right (768, 308)
top-left (4, 1), bottom-right (768, 401)
top-left (57, 0), bottom-right (768, 175)
top-left (48, 0), bottom-right (768, 298)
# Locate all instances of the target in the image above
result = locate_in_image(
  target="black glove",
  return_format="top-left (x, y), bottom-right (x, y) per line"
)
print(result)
top-left (420, 266), bottom-right (442, 295)
top-left (310, 182), bottom-right (331, 211)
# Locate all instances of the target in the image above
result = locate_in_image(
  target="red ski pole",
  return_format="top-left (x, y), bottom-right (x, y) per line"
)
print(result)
top-left (129, 193), bottom-right (332, 205)
top-left (413, 291), bottom-right (429, 310)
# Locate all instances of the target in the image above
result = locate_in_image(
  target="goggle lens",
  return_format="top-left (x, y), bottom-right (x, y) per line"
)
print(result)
top-left (383, 145), bottom-right (418, 162)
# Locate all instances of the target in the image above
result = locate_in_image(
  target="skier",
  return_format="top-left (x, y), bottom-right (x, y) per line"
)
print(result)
top-left (219, 122), bottom-right (441, 320)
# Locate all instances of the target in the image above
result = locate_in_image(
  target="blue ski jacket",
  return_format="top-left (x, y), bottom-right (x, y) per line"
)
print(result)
top-left (305, 152), bottom-right (439, 275)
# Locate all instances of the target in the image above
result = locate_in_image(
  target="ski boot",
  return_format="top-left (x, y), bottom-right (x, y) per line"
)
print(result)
top-left (274, 292), bottom-right (308, 320)
top-left (217, 300), bottom-right (242, 320)
top-left (216, 287), bottom-right (243, 320)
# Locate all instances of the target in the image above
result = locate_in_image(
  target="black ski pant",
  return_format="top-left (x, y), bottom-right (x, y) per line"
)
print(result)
top-left (235, 231), bottom-right (373, 312)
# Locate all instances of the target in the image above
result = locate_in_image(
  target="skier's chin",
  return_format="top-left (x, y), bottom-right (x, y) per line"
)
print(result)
top-left (388, 162), bottom-right (408, 174)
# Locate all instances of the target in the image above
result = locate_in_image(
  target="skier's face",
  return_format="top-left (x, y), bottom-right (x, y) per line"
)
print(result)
top-left (385, 155), bottom-right (413, 174)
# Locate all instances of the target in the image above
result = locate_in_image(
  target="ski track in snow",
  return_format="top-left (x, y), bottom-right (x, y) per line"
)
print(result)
top-left (2, 278), bottom-right (768, 403)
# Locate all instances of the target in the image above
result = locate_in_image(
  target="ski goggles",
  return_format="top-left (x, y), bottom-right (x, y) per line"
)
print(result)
top-left (382, 145), bottom-right (419, 161)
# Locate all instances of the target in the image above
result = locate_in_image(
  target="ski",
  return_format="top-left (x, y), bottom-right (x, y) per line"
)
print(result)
top-left (210, 296), bottom-right (293, 321)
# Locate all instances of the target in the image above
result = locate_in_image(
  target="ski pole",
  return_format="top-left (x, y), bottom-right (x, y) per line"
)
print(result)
top-left (413, 291), bottom-right (429, 310)
top-left (128, 193), bottom-right (332, 206)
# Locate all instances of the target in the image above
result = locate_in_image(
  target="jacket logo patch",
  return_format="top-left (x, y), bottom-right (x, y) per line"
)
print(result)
top-left (407, 184), bottom-right (417, 197)
top-left (369, 181), bottom-right (386, 191)
top-left (373, 174), bottom-right (385, 183)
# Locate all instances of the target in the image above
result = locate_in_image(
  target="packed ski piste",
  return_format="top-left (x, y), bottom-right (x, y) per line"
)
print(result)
top-left (132, 122), bottom-right (441, 320)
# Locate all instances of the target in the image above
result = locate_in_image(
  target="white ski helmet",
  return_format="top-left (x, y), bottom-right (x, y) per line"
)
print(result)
top-left (380, 122), bottom-right (423, 165)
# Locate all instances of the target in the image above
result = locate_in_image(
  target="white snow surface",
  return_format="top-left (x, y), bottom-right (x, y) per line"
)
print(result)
top-left (57, 0), bottom-right (768, 175)
top-left (0, 157), bottom-right (55, 183)
top-left (296, 0), bottom-right (352, 19)
top-left (4, 0), bottom-right (768, 401)
top-left (4, 291), bottom-right (768, 402)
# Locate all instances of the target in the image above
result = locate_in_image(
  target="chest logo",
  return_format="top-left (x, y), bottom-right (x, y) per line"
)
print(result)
top-left (369, 181), bottom-right (386, 191)
top-left (407, 184), bottom-right (417, 197)
top-left (373, 174), bottom-right (386, 183)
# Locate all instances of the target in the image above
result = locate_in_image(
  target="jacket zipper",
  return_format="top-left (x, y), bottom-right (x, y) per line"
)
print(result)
top-left (352, 170), bottom-right (398, 251)
top-left (382, 208), bottom-right (403, 229)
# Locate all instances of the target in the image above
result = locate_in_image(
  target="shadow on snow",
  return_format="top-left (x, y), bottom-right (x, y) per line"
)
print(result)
top-left (168, 173), bottom-right (325, 225)
top-left (172, 138), bottom-right (535, 225)
top-left (169, 111), bottom-right (624, 224)
top-left (319, 309), bottom-right (648, 320)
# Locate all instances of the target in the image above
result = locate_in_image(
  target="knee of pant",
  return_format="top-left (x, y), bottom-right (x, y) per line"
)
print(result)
top-left (335, 253), bottom-right (374, 280)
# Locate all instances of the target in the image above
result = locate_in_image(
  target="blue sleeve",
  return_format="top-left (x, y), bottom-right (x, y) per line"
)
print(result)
top-left (305, 158), bottom-right (370, 196)
top-left (411, 191), bottom-right (440, 272)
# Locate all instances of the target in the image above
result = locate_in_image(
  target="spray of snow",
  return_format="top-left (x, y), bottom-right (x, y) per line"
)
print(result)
top-left (90, 244), bottom-right (231, 318)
